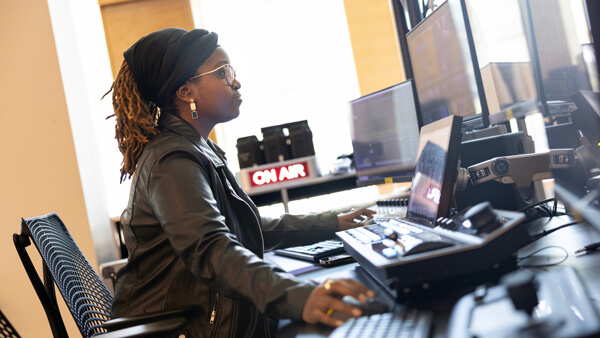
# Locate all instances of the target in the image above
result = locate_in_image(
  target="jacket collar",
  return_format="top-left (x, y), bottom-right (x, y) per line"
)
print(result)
top-left (158, 113), bottom-right (226, 168)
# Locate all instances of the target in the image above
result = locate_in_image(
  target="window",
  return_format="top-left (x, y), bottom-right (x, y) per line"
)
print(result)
top-left (196, 0), bottom-right (360, 175)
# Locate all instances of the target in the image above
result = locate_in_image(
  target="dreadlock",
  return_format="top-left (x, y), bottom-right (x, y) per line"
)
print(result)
top-left (103, 61), bottom-right (159, 182)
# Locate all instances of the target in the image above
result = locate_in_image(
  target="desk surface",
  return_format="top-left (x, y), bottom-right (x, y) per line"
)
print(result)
top-left (271, 215), bottom-right (600, 337)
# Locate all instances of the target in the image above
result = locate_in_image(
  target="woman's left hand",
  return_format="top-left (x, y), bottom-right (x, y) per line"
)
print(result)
top-left (337, 208), bottom-right (377, 231)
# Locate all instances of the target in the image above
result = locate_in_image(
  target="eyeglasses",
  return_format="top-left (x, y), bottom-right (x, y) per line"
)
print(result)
top-left (189, 64), bottom-right (236, 86)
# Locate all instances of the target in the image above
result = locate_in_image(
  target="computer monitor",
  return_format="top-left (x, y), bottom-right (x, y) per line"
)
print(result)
top-left (520, 0), bottom-right (593, 116)
top-left (349, 79), bottom-right (422, 187)
top-left (406, 0), bottom-right (489, 132)
top-left (461, 0), bottom-right (540, 123)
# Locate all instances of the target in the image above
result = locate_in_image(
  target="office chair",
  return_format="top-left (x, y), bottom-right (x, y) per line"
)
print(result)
top-left (13, 213), bottom-right (194, 338)
top-left (0, 309), bottom-right (21, 338)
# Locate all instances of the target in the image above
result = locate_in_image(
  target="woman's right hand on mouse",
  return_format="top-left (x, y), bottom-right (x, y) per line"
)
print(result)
top-left (301, 278), bottom-right (375, 327)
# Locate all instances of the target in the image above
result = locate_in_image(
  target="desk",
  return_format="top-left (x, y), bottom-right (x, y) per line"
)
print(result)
top-left (271, 215), bottom-right (600, 337)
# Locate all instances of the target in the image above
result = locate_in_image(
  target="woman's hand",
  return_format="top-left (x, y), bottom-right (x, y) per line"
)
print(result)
top-left (337, 208), bottom-right (377, 231)
top-left (301, 279), bottom-right (375, 327)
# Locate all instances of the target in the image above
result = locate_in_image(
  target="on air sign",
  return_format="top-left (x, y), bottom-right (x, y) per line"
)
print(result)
top-left (249, 162), bottom-right (310, 187)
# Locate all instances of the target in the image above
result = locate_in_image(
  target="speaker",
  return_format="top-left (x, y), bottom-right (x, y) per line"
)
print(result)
top-left (262, 129), bottom-right (291, 164)
top-left (261, 120), bottom-right (316, 163)
top-left (236, 136), bottom-right (265, 169)
top-left (288, 122), bottom-right (315, 158)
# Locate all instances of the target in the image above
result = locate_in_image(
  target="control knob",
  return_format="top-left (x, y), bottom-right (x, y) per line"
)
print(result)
top-left (462, 201), bottom-right (502, 234)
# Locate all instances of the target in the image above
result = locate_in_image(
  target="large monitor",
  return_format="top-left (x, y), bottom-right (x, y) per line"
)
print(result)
top-left (406, 0), bottom-right (489, 131)
top-left (520, 0), bottom-right (593, 116)
top-left (462, 0), bottom-right (540, 123)
top-left (349, 79), bottom-right (422, 187)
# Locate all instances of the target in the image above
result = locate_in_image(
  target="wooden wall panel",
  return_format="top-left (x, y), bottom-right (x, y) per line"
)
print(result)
top-left (343, 0), bottom-right (405, 96)
top-left (100, 0), bottom-right (194, 78)
top-left (343, 0), bottom-right (407, 194)
top-left (99, 0), bottom-right (219, 141)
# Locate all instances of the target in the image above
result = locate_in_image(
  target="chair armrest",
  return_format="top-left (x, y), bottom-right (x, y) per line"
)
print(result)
top-left (103, 307), bottom-right (196, 332)
top-left (101, 317), bottom-right (189, 338)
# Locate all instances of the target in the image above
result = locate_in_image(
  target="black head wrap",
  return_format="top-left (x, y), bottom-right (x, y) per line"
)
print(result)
top-left (123, 28), bottom-right (219, 107)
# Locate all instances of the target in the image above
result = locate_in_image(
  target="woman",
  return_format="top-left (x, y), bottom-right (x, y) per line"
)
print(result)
top-left (104, 27), bottom-right (376, 337)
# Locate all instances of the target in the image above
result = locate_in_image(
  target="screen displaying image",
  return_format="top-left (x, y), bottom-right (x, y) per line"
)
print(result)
top-left (407, 115), bottom-right (461, 227)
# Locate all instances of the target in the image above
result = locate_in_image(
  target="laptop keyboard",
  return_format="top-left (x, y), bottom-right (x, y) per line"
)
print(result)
top-left (273, 239), bottom-right (345, 262)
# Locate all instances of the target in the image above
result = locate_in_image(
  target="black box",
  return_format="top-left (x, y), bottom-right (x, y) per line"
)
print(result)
top-left (288, 122), bottom-right (315, 158)
top-left (262, 129), bottom-right (291, 164)
top-left (236, 135), bottom-right (265, 168)
top-left (261, 120), bottom-right (316, 163)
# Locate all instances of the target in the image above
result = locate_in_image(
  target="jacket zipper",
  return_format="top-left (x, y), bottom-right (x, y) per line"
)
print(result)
top-left (210, 292), bottom-right (219, 325)
top-left (209, 308), bottom-right (216, 324)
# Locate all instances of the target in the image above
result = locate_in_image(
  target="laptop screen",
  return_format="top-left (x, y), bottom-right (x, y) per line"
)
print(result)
top-left (406, 115), bottom-right (463, 227)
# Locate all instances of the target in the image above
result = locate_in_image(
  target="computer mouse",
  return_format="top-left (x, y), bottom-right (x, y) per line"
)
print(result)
top-left (330, 296), bottom-right (389, 320)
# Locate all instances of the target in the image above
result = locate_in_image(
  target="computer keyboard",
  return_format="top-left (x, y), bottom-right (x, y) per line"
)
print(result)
top-left (329, 310), bottom-right (433, 338)
top-left (273, 239), bottom-right (345, 262)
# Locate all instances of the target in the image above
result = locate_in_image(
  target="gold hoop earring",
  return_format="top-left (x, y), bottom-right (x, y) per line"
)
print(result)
top-left (153, 107), bottom-right (161, 127)
top-left (190, 99), bottom-right (198, 119)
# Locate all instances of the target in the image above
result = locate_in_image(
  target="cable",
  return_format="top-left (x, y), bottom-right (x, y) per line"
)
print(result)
top-left (529, 220), bottom-right (582, 241)
top-left (518, 198), bottom-right (557, 212)
top-left (538, 204), bottom-right (552, 217)
top-left (517, 245), bottom-right (569, 268)
top-left (519, 198), bottom-right (573, 221)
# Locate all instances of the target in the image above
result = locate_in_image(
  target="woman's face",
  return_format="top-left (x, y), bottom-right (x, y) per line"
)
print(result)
top-left (188, 47), bottom-right (242, 125)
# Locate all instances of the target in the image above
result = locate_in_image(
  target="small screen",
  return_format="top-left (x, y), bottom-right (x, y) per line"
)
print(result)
top-left (349, 80), bottom-right (421, 186)
top-left (406, 1), bottom-right (487, 130)
top-left (407, 115), bottom-right (462, 227)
